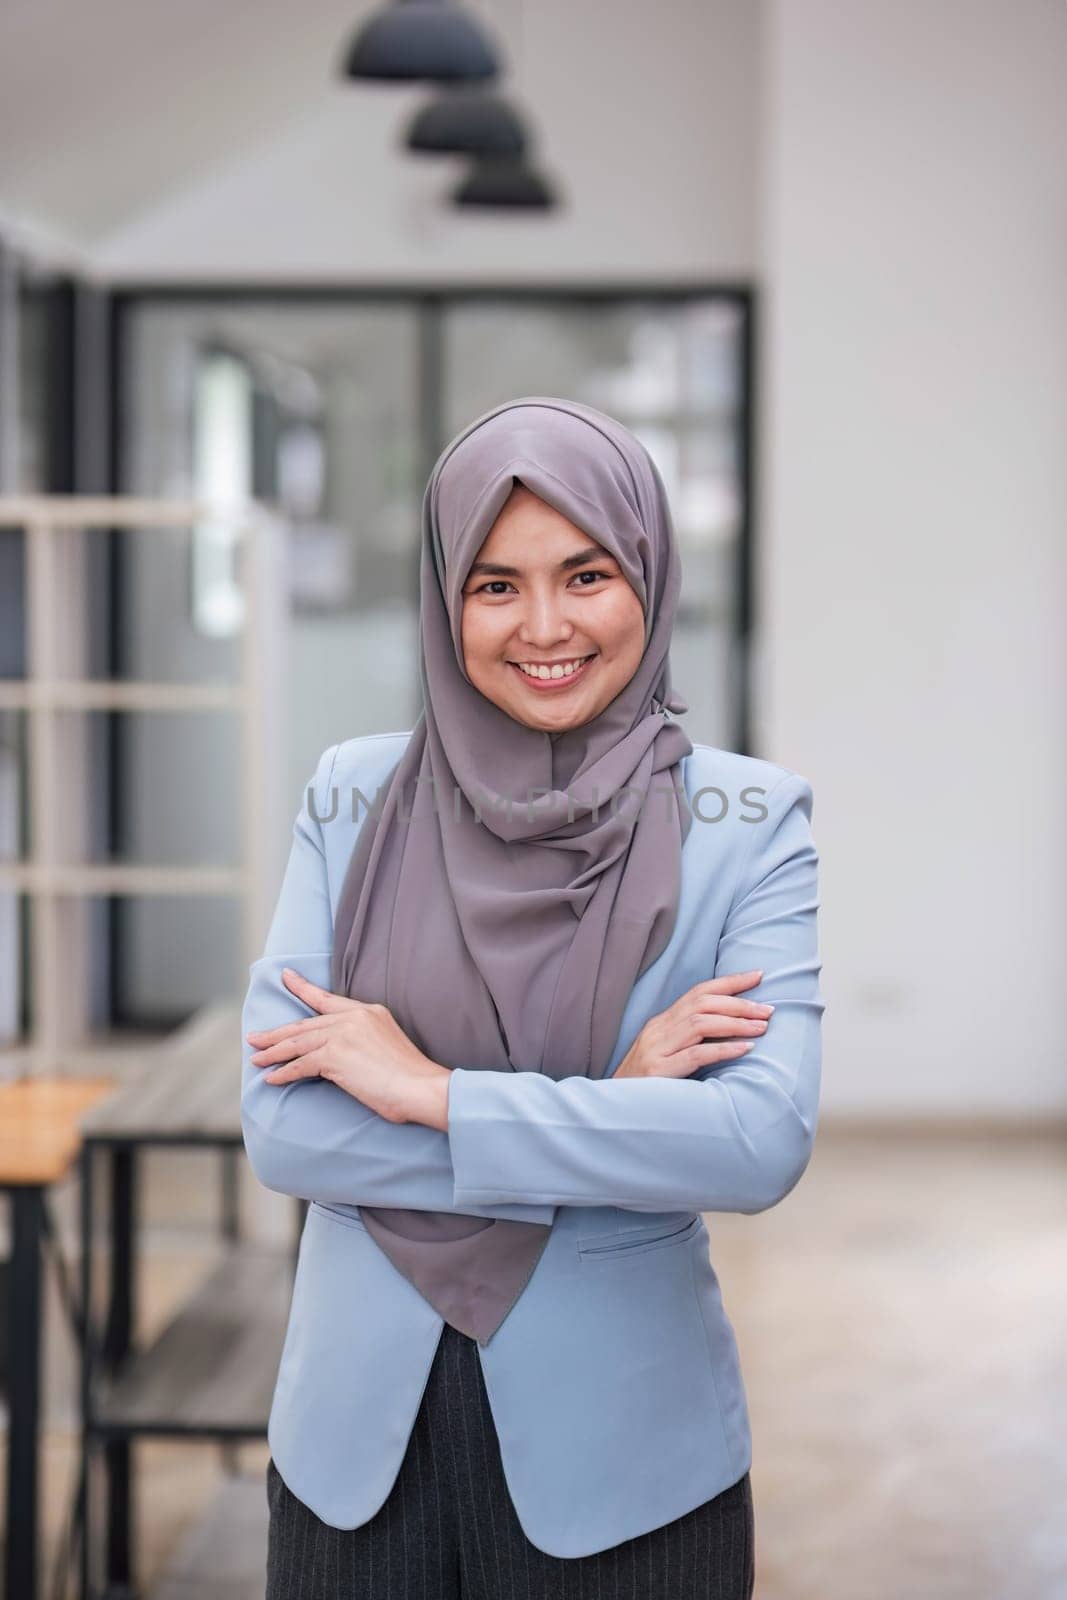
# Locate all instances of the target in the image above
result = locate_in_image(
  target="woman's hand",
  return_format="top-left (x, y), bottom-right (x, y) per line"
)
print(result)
top-left (245, 970), bottom-right (452, 1129)
top-left (612, 968), bottom-right (773, 1080)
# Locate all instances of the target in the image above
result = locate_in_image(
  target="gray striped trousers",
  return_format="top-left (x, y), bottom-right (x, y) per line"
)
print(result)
top-left (265, 1319), bottom-right (755, 1599)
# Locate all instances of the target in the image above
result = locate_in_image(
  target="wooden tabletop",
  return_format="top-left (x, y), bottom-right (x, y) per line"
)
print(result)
top-left (0, 1076), bottom-right (117, 1186)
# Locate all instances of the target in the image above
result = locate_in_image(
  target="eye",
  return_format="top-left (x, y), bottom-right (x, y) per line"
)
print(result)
top-left (471, 569), bottom-right (611, 596)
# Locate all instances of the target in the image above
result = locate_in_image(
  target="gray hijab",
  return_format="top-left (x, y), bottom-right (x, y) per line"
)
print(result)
top-left (330, 396), bottom-right (694, 1345)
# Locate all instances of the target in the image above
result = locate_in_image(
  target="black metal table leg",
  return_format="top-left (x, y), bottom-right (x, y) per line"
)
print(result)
top-left (79, 1142), bottom-right (94, 1600)
top-left (5, 1183), bottom-right (45, 1600)
top-left (102, 1147), bottom-right (136, 1594)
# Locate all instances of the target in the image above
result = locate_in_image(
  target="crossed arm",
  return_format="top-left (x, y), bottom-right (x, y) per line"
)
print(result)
top-left (240, 742), bottom-right (557, 1223)
top-left (240, 747), bottom-right (824, 1219)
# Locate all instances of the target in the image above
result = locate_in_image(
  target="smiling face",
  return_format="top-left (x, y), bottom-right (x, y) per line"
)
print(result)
top-left (459, 482), bottom-right (647, 733)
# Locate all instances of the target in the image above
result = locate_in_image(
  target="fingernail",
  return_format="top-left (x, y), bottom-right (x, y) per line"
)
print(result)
top-left (281, 968), bottom-right (294, 979)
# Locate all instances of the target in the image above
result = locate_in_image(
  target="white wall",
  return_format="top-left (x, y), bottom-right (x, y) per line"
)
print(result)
top-left (759, 0), bottom-right (1067, 1117)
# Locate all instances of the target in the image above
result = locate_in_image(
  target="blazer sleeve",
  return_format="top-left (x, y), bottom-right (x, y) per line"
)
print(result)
top-left (446, 772), bottom-right (825, 1215)
top-left (239, 743), bottom-right (556, 1225)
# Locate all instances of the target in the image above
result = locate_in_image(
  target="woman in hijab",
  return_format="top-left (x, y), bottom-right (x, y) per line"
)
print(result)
top-left (242, 396), bottom-right (824, 1598)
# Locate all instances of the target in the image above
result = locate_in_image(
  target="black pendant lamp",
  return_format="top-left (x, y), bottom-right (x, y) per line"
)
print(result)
top-left (452, 152), bottom-right (557, 210)
top-left (342, 0), bottom-right (500, 83)
top-left (406, 87), bottom-right (526, 156)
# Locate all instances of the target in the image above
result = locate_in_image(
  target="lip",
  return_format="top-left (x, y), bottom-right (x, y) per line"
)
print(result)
top-left (508, 653), bottom-right (597, 691)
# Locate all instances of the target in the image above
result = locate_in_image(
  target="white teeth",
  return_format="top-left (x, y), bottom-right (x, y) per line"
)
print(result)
top-left (515, 656), bottom-right (592, 681)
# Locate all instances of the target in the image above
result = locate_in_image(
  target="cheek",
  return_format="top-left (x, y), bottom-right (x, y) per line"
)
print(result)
top-left (598, 590), bottom-right (646, 654)
top-left (460, 607), bottom-right (505, 671)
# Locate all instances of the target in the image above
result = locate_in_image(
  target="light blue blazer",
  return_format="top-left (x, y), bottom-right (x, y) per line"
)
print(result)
top-left (240, 731), bottom-right (824, 1559)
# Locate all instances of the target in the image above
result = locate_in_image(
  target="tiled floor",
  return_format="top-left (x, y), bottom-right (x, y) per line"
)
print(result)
top-left (10, 1129), bottom-right (1067, 1598)
top-left (717, 1129), bottom-right (1067, 1600)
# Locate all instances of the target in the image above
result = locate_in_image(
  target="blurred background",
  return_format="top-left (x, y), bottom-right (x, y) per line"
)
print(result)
top-left (0, 1), bottom-right (1063, 1597)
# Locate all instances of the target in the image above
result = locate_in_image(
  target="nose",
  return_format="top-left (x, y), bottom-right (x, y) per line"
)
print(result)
top-left (516, 589), bottom-right (575, 649)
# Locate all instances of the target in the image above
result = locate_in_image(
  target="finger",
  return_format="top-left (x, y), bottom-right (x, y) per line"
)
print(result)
top-left (686, 1010), bottom-right (769, 1038)
top-left (665, 1011), bottom-right (767, 1045)
top-left (263, 1051), bottom-right (326, 1085)
top-left (250, 1029), bottom-right (328, 1067)
top-left (643, 1038), bottom-right (757, 1081)
top-left (689, 1039), bottom-right (758, 1068)
top-left (677, 994), bottom-right (774, 1020)
top-left (686, 1038), bottom-right (759, 1068)
top-left (280, 969), bottom-right (354, 1014)
top-left (246, 1014), bottom-right (329, 1046)
top-left (698, 970), bottom-right (764, 995)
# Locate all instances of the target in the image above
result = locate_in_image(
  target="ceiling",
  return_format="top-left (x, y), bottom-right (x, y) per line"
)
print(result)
top-left (0, 0), bottom-right (763, 281)
top-left (0, 0), bottom-right (375, 244)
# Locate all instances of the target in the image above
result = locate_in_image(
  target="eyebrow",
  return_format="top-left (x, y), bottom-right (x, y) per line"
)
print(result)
top-left (467, 545), bottom-right (614, 579)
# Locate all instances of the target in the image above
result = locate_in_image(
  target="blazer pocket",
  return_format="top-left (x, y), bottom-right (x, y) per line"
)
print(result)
top-left (575, 1213), bottom-right (701, 1262)
top-left (309, 1200), bottom-right (369, 1233)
